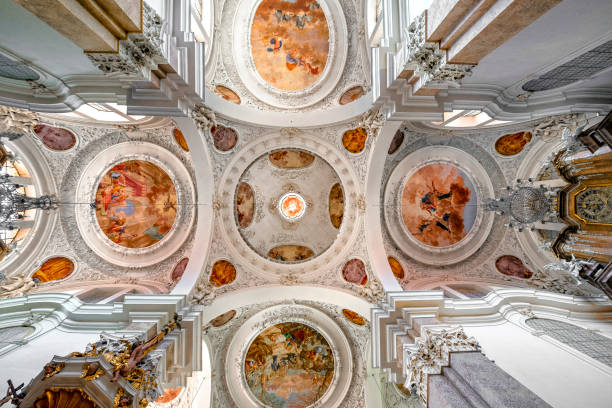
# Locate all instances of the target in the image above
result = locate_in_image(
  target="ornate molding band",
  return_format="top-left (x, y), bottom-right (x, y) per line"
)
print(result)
top-left (405, 327), bottom-right (480, 403)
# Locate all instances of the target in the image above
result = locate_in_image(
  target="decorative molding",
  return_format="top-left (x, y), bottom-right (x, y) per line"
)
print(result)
top-left (189, 104), bottom-right (217, 132)
top-left (405, 327), bottom-right (480, 403)
top-left (0, 106), bottom-right (39, 137)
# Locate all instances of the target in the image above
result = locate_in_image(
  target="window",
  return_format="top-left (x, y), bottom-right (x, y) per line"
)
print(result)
top-left (526, 318), bottom-right (612, 367)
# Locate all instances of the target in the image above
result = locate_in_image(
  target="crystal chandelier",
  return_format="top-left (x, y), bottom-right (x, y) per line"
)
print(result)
top-left (0, 173), bottom-right (58, 230)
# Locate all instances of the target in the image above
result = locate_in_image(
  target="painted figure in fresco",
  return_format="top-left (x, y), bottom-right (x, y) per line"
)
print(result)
top-left (245, 323), bottom-right (334, 407)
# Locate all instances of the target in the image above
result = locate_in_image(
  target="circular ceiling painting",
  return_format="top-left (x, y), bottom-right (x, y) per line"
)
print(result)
top-left (245, 322), bottom-right (334, 407)
top-left (401, 164), bottom-right (477, 247)
top-left (279, 192), bottom-right (307, 220)
top-left (95, 160), bottom-right (177, 248)
top-left (250, 0), bottom-right (329, 91)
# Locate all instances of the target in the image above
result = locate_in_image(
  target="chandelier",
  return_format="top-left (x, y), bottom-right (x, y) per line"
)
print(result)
top-left (0, 173), bottom-right (58, 230)
top-left (484, 180), bottom-right (556, 229)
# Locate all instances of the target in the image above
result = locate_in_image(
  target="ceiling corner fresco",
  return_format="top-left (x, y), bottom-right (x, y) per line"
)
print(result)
top-left (250, 0), bottom-right (330, 92)
top-left (95, 160), bottom-right (178, 249)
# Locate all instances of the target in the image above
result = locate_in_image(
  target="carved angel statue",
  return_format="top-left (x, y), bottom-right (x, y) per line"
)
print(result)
top-left (543, 254), bottom-right (594, 285)
top-left (0, 273), bottom-right (38, 299)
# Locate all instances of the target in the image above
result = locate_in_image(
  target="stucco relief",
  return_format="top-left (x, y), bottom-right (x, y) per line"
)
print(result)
top-left (206, 301), bottom-right (369, 408)
top-left (25, 119), bottom-right (196, 289)
top-left (210, 0), bottom-right (369, 111)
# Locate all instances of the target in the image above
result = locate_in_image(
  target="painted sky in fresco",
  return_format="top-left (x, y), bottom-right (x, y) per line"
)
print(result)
top-left (401, 164), bottom-right (477, 247)
top-left (250, 0), bottom-right (329, 91)
top-left (95, 160), bottom-right (177, 248)
top-left (245, 322), bottom-right (334, 407)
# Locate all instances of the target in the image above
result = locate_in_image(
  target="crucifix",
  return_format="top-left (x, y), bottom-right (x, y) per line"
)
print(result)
top-left (0, 379), bottom-right (25, 406)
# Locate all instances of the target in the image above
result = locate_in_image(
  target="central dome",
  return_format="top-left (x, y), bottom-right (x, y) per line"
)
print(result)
top-left (278, 192), bottom-right (306, 220)
top-left (250, 0), bottom-right (330, 91)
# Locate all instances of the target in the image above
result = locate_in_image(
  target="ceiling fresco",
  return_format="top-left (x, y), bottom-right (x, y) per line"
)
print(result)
top-left (339, 86), bottom-right (364, 105)
top-left (250, 0), bottom-right (329, 91)
top-left (236, 150), bottom-right (342, 262)
top-left (245, 322), bottom-right (334, 407)
top-left (495, 131), bottom-right (532, 156)
top-left (214, 85), bottom-right (242, 104)
top-left (401, 164), bottom-right (477, 248)
top-left (33, 124), bottom-right (77, 151)
top-left (32, 257), bottom-right (74, 283)
top-left (95, 160), bottom-right (177, 249)
top-left (495, 255), bottom-right (533, 279)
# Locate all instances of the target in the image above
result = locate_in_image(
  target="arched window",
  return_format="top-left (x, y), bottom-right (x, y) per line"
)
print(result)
top-left (526, 318), bottom-right (612, 368)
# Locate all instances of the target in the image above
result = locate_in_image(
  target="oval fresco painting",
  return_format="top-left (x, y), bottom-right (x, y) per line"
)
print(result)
top-left (342, 258), bottom-right (367, 285)
top-left (495, 131), bottom-right (532, 156)
top-left (268, 244), bottom-right (314, 262)
top-left (401, 164), bottom-right (477, 247)
top-left (387, 130), bottom-right (404, 155)
top-left (95, 160), bottom-right (177, 248)
top-left (250, 0), bottom-right (329, 91)
top-left (32, 257), bottom-right (74, 282)
top-left (34, 124), bottom-right (77, 151)
top-left (210, 260), bottom-right (237, 286)
top-left (387, 256), bottom-right (404, 280)
top-left (495, 255), bottom-right (533, 279)
top-left (339, 86), bottom-right (365, 105)
top-left (342, 127), bottom-right (367, 154)
top-left (211, 125), bottom-right (238, 151)
top-left (245, 322), bottom-right (334, 407)
top-left (236, 182), bottom-right (255, 228)
top-left (171, 258), bottom-right (189, 282)
top-left (342, 309), bottom-right (366, 326)
top-left (210, 310), bottom-right (237, 327)
top-left (214, 85), bottom-right (241, 104)
top-left (173, 128), bottom-right (189, 151)
top-left (269, 150), bottom-right (315, 168)
top-left (329, 183), bottom-right (344, 229)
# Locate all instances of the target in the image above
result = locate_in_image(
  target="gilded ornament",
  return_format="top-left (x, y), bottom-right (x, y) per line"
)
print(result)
top-left (42, 362), bottom-right (65, 379)
top-left (81, 363), bottom-right (105, 381)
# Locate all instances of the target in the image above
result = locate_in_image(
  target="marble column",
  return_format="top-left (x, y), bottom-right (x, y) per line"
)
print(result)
top-left (428, 351), bottom-right (552, 408)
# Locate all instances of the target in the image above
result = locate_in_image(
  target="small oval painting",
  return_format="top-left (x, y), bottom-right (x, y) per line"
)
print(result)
top-left (388, 130), bottom-right (404, 154)
top-left (495, 255), bottom-right (533, 279)
top-left (339, 86), bottom-right (365, 105)
top-left (401, 164), bottom-right (477, 247)
top-left (211, 125), bottom-right (238, 151)
top-left (34, 124), bottom-right (77, 151)
top-left (210, 309), bottom-right (237, 327)
top-left (329, 183), bottom-right (344, 229)
top-left (495, 131), bottom-right (532, 156)
top-left (32, 257), bottom-right (74, 282)
top-left (269, 150), bottom-right (315, 168)
top-left (173, 128), bottom-right (189, 151)
top-left (214, 85), bottom-right (241, 104)
top-left (245, 322), bottom-right (334, 408)
top-left (388, 256), bottom-right (404, 280)
top-left (342, 309), bottom-right (366, 326)
top-left (268, 244), bottom-right (314, 262)
top-left (171, 258), bottom-right (189, 282)
top-left (236, 182), bottom-right (255, 228)
top-left (210, 260), bottom-right (237, 286)
top-left (342, 128), bottom-right (367, 154)
top-left (155, 387), bottom-right (182, 403)
top-left (95, 160), bottom-right (177, 248)
top-left (342, 258), bottom-right (367, 285)
top-left (250, 0), bottom-right (329, 91)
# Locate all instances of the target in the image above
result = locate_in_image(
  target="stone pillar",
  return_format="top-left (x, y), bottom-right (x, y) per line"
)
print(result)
top-left (429, 352), bottom-right (552, 408)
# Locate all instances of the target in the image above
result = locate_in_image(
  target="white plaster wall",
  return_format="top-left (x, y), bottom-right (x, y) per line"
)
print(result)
top-left (0, 328), bottom-right (99, 393)
top-left (463, 321), bottom-right (612, 408)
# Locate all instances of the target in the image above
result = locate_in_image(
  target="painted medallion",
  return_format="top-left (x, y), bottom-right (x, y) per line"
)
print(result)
top-left (339, 86), bottom-right (364, 105)
top-left (401, 164), bottom-right (476, 247)
top-left (236, 182), bottom-right (256, 228)
top-left (214, 85), bottom-right (241, 104)
top-left (495, 255), bottom-right (533, 279)
top-left (32, 257), bottom-right (74, 282)
top-left (173, 128), bottom-right (189, 151)
top-left (342, 128), bottom-right (367, 153)
top-left (279, 192), bottom-right (306, 220)
top-left (245, 322), bottom-right (334, 407)
top-left (210, 260), bottom-right (237, 286)
top-left (34, 124), bottom-right (77, 151)
top-left (95, 160), bottom-right (177, 248)
top-left (171, 258), bottom-right (189, 282)
top-left (387, 256), bottom-right (404, 280)
top-left (250, 0), bottom-right (329, 91)
top-left (494, 131), bottom-right (532, 156)
top-left (268, 244), bottom-right (314, 262)
top-left (328, 183), bottom-right (344, 228)
top-left (342, 309), bottom-right (366, 325)
top-left (210, 310), bottom-right (237, 327)
top-left (342, 258), bottom-right (367, 285)
top-left (211, 125), bottom-right (238, 151)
